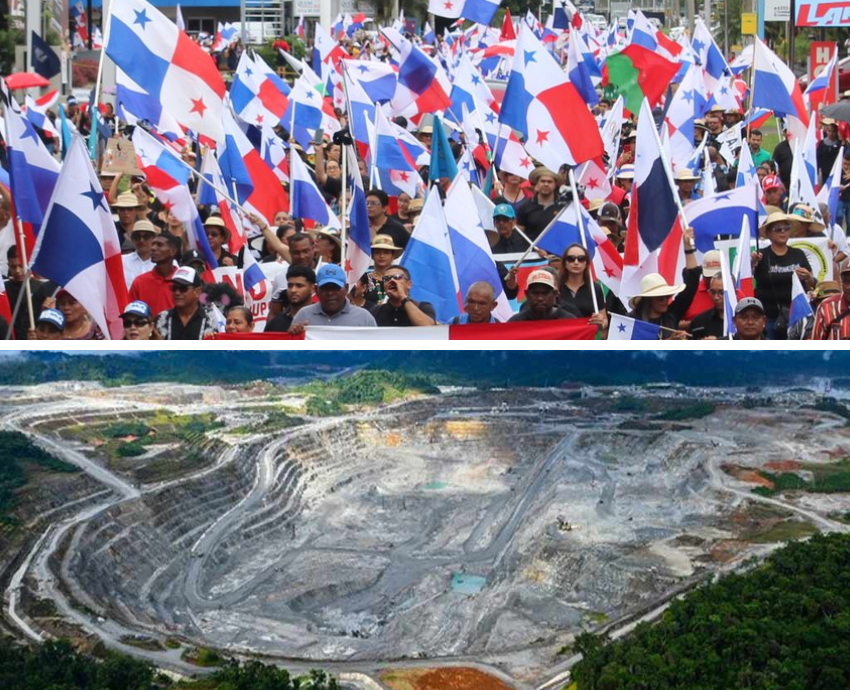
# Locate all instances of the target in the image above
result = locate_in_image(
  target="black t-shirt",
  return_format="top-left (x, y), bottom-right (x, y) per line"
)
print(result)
top-left (688, 307), bottom-right (725, 339)
top-left (264, 311), bottom-right (294, 332)
top-left (491, 231), bottom-right (530, 254)
top-left (167, 307), bottom-right (205, 340)
top-left (508, 306), bottom-right (577, 321)
top-left (374, 217), bottom-right (410, 249)
top-left (559, 282), bottom-right (606, 318)
top-left (754, 246), bottom-right (812, 319)
top-left (516, 197), bottom-right (564, 240)
top-left (322, 176), bottom-right (342, 202)
top-left (371, 300), bottom-right (436, 326)
top-left (4, 278), bottom-right (57, 340)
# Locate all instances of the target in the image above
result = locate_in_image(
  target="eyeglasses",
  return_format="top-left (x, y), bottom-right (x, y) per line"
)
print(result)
top-left (565, 255), bottom-right (588, 263)
top-left (384, 273), bottom-right (408, 281)
top-left (707, 289), bottom-right (725, 296)
top-left (122, 318), bottom-right (150, 328)
top-left (365, 200), bottom-right (383, 207)
top-left (206, 232), bottom-right (221, 238)
top-left (170, 283), bottom-right (192, 292)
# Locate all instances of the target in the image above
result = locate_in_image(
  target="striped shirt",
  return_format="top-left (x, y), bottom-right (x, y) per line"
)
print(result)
top-left (811, 294), bottom-right (850, 340)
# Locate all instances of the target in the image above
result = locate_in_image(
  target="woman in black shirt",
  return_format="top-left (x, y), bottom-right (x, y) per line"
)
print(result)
top-left (752, 212), bottom-right (815, 339)
top-left (557, 244), bottom-right (625, 321)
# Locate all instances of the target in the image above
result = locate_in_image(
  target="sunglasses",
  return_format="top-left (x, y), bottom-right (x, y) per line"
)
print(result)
top-left (565, 255), bottom-right (588, 263)
top-left (770, 224), bottom-right (791, 233)
top-left (384, 273), bottom-right (408, 281)
top-left (170, 283), bottom-right (192, 292)
top-left (122, 318), bottom-right (150, 328)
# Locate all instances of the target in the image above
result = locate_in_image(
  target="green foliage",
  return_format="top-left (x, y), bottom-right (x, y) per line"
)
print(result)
top-left (808, 397), bottom-right (850, 425)
top-left (610, 396), bottom-right (647, 413)
top-left (753, 459), bottom-right (850, 497)
top-left (103, 423), bottom-right (152, 438)
top-left (656, 402), bottom-right (716, 421)
top-left (0, 28), bottom-right (24, 75)
top-left (0, 431), bottom-right (77, 516)
top-left (0, 638), bottom-right (156, 690)
top-left (116, 442), bottom-right (146, 458)
top-left (300, 370), bottom-right (439, 415)
top-left (570, 534), bottom-right (850, 690)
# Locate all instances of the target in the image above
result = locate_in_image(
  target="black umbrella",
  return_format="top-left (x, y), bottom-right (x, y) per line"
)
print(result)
top-left (821, 100), bottom-right (850, 123)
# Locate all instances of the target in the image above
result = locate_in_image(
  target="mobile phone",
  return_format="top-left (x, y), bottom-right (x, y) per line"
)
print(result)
top-left (313, 128), bottom-right (325, 145)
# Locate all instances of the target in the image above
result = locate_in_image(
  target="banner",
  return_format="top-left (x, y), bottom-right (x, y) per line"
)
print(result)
top-left (212, 320), bottom-right (599, 340)
top-left (715, 236), bottom-right (834, 283)
top-left (795, 0), bottom-right (850, 27)
top-left (212, 266), bottom-right (273, 332)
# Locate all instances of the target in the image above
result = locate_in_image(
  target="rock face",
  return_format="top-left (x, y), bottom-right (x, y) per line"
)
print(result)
top-left (51, 390), bottom-right (733, 665)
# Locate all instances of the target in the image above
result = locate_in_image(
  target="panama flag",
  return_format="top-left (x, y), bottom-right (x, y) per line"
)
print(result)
top-left (622, 98), bottom-right (685, 300)
top-left (444, 177), bottom-right (514, 322)
top-left (735, 139), bottom-right (758, 188)
top-left (386, 28), bottom-right (452, 117)
top-left (462, 0), bottom-right (501, 26)
top-left (448, 52), bottom-right (496, 126)
top-left (400, 191), bottom-right (462, 323)
top-left (733, 215), bottom-right (755, 298)
top-left (608, 314), bottom-right (661, 340)
top-left (718, 248), bottom-right (738, 337)
top-left (30, 135), bottom-right (128, 339)
top-left (567, 27), bottom-right (599, 106)
top-left (23, 96), bottom-right (60, 140)
top-left (219, 111), bottom-right (290, 229)
top-left (789, 272), bottom-right (813, 333)
top-left (312, 22), bottom-right (347, 74)
top-left (577, 158), bottom-right (612, 201)
top-left (816, 145), bottom-right (844, 223)
top-left (370, 108), bottom-right (423, 198)
top-left (685, 185), bottom-right (759, 253)
top-left (788, 122), bottom-right (822, 219)
top-left (259, 122), bottom-right (290, 186)
top-left (132, 126), bottom-right (219, 266)
top-left (665, 62), bottom-right (708, 172)
top-left (296, 16), bottom-right (305, 39)
top-left (341, 62), bottom-right (376, 158)
top-left (343, 59), bottom-right (398, 104)
top-left (429, 0), bottom-right (462, 19)
top-left (3, 100), bottom-right (61, 245)
top-left (230, 50), bottom-right (290, 128)
top-left (290, 149), bottom-right (341, 230)
top-left (804, 48), bottom-right (838, 113)
top-left (344, 145), bottom-right (371, 283)
top-left (197, 148), bottom-right (242, 252)
top-left (115, 68), bottom-right (185, 144)
top-left (500, 24), bottom-right (603, 171)
top-left (751, 37), bottom-right (809, 141)
top-left (107, 0), bottom-right (226, 143)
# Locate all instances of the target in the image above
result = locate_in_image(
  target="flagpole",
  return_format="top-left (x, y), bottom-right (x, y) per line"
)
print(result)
top-left (569, 167), bottom-right (599, 315)
top-left (90, 0), bottom-right (114, 162)
top-left (746, 36), bottom-right (757, 144)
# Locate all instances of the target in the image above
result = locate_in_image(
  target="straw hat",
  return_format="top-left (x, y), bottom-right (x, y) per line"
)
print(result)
top-left (674, 168), bottom-right (700, 182)
top-left (370, 234), bottom-right (403, 254)
top-left (112, 191), bottom-right (143, 208)
top-left (789, 204), bottom-right (825, 233)
top-left (529, 166), bottom-right (565, 186)
top-left (408, 198), bottom-right (424, 213)
top-left (588, 198), bottom-right (606, 214)
top-left (131, 219), bottom-right (160, 236)
top-left (629, 273), bottom-right (686, 309)
top-left (312, 228), bottom-right (342, 246)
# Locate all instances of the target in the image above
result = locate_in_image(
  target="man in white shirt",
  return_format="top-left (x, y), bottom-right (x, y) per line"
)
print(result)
top-left (122, 220), bottom-right (158, 290)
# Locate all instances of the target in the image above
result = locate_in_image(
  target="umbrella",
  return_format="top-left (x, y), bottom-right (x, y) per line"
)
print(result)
top-left (4, 72), bottom-right (50, 90)
top-left (821, 100), bottom-right (850, 124)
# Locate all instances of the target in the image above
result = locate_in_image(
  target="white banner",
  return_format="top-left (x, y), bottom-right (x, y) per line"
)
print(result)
top-left (715, 236), bottom-right (834, 283)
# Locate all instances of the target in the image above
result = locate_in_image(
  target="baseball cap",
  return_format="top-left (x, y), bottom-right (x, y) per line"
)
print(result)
top-left (702, 250), bottom-right (721, 278)
top-left (761, 174), bottom-right (783, 191)
top-left (493, 203), bottom-right (516, 220)
top-left (181, 249), bottom-right (205, 266)
top-left (734, 297), bottom-right (765, 315)
top-left (316, 263), bottom-right (346, 288)
top-left (120, 301), bottom-right (152, 319)
top-left (526, 269), bottom-right (557, 290)
top-left (171, 266), bottom-right (202, 287)
top-left (36, 309), bottom-right (65, 330)
top-left (598, 202), bottom-right (621, 223)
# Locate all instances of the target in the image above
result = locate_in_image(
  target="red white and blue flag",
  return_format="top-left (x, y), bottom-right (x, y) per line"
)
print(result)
top-left (499, 24), bottom-right (603, 170)
top-left (751, 36), bottom-right (809, 141)
top-left (107, 0), bottom-right (226, 143)
top-left (30, 135), bottom-right (128, 339)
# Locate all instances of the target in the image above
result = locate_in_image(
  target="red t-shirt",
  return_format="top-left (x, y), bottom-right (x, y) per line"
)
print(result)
top-left (128, 267), bottom-right (177, 316)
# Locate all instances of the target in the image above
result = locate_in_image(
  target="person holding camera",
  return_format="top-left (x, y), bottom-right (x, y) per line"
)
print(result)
top-left (369, 266), bottom-right (437, 327)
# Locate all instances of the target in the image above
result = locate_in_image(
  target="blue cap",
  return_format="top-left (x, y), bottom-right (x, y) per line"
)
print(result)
top-left (37, 309), bottom-right (65, 330)
top-left (493, 203), bottom-right (516, 219)
top-left (316, 263), bottom-right (346, 288)
top-left (120, 301), bottom-right (152, 319)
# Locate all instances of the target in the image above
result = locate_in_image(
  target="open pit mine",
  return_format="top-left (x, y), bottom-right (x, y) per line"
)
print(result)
top-left (2, 381), bottom-right (849, 689)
